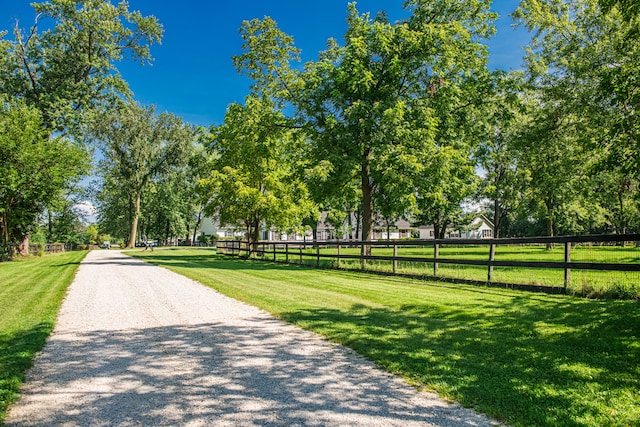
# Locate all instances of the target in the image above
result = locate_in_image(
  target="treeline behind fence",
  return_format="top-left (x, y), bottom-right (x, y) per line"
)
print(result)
top-left (1, 243), bottom-right (67, 259)
top-left (217, 234), bottom-right (640, 298)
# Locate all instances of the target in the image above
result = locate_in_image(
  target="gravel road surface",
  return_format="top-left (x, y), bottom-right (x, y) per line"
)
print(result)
top-left (6, 249), bottom-right (502, 426)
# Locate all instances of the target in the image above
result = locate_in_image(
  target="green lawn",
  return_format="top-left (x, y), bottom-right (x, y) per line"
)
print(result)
top-left (0, 250), bottom-right (87, 424)
top-left (132, 248), bottom-right (640, 427)
top-left (250, 244), bottom-right (640, 299)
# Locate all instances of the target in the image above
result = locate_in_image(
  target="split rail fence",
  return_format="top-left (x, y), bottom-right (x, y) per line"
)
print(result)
top-left (217, 234), bottom-right (640, 295)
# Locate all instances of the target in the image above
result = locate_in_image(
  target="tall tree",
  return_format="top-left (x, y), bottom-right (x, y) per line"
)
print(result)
top-left (1, 0), bottom-right (162, 251)
top-left (234, 2), bottom-right (496, 250)
top-left (96, 173), bottom-right (133, 241)
top-left (3, 0), bottom-right (162, 135)
top-left (475, 72), bottom-right (530, 238)
top-left (92, 103), bottom-right (195, 248)
top-left (414, 145), bottom-right (478, 238)
top-left (515, 0), bottom-right (638, 236)
top-left (199, 97), bottom-right (316, 249)
top-left (0, 98), bottom-right (89, 256)
top-left (304, 2), bottom-right (495, 247)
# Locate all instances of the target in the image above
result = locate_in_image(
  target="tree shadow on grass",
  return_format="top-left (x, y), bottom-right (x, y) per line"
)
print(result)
top-left (4, 321), bottom-right (496, 427)
top-left (134, 252), bottom-right (313, 273)
top-left (281, 299), bottom-right (640, 427)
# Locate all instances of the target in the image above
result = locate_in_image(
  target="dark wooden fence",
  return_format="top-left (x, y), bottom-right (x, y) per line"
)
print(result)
top-left (28, 243), bottom-right (66, 255)
top-left (217, 234), bottom-right (640, 294)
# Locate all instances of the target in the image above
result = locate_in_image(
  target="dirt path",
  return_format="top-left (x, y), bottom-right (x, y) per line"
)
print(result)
top-left (6, 249), bottom-right (501, 426)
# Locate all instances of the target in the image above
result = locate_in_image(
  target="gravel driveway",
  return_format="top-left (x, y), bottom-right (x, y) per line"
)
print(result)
top-left (6, 249), bottom-right (501, 426)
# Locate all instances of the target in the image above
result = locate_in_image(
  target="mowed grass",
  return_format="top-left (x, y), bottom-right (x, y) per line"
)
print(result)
top-left (131, 248), bottom-right (640, 427)
top-left (261, 244), bottom-right (640, 299)
top-left (0, 250), bottom-right (87, 423)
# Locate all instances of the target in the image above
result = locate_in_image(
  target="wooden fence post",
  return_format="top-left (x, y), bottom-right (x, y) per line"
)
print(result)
top-left (393, 244), bottom-right (398, 274)
top-left (488, 243), bottom-right (496, 282)
top-left (564, 241), bottom-right (571, 290)
top-left (285, 242), bottom-right (289, 263)
top-left (434, 243), bottom-right (439, 276)
top-left (337, 243), bottom-right (341, 268)
top-left (273, 243), bottom-right (277, 262)
top-left (299, 246), bottom-right (303, 264)
top-left (316, 245), bottom-right (320, 267)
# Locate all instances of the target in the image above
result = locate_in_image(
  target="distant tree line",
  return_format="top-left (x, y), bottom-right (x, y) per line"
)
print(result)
top-left (2, 0), bottom-right (639, 258)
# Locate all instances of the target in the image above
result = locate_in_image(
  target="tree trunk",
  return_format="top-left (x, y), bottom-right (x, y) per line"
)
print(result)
top-left (434, 220), bottom-right (446, 240)
top-left (361, 160), bottom-right (375, 256)
top-left (493, 198), bottom-right (501, 238)
top-left (250, 220), bottom-right (260, 253)
top-left (192, 209), bottom-right (203, 246)
top-left (1, 211), bottom-right (8, 246)
top-left (19, 234), bottom-right (30, 257)
top-left (546, 208), bottom-right (554, 250)
top-left (165, 219), bottom-right (171, 245)
top-left (48, 210), bottom-right (53, 236)
top-left (126, 192), bottom-right (141, 249)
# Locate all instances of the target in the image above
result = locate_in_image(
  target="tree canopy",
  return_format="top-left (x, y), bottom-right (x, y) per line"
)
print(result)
top-left (0, 98), bottom-right (89, 255)
top-left (0, 0), bottom-right (163, 254)
top-left (92, 102), bottom-right (196, 248)
top-left (2, 0), bottom-right (162, 135)
top-left (199, 97), bottom-right (315, 246)
top-left (230, 1), bottom-right (497, 246)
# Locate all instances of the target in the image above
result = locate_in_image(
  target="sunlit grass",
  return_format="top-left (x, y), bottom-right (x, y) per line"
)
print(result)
top-left (0, 251), bottom-right (87, 423)
top-left (250, 243), bottom-right (640, 299)
top-left (132, 248), bottom-right (640, 427)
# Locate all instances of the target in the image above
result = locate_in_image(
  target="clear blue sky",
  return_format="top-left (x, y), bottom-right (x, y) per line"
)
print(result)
top-left (2, 1), bottom-right (530, 127)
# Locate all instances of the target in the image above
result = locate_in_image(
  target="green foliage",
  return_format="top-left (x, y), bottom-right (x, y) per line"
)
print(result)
top-left (234, 2), bottom-right (497, 242)
top-left (133, 249), bottom-right (640, 427)
top-left (200, 97), bottom-right (315, 244)
top-left (85, 224), bottom-right (99, 245)
top-left (233, 17), bottom-right (300, 104)
top-left (474, 72), bottom-right (530, 237)
top-left (514, 0), bottom-right (640, 235)
top-left (415, 145), bottom-right (478, 238)
top-left (0, 98), bottom-right (89, 253)
top-left (92, 102), bottom-right (196, 247)
top-left (599, 0), bottom-right (640, 20)
top-left (2, 0), bottom-right (163, 135)
top-left (0, 250), bottom-right (87, 423)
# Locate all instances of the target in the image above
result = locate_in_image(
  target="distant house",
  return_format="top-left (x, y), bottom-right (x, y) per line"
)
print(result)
top-left (197, 213), bottom-right (494, 242)
top-left (197, 217), bottom-right (244, 240)
top-left (418, 215), bottom-right (494, 240)
top-left (372, 219), bottom-right (415, 240)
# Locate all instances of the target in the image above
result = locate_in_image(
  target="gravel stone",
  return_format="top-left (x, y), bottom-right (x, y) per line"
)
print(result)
top-left (6, 249), bottom-right (504, 426)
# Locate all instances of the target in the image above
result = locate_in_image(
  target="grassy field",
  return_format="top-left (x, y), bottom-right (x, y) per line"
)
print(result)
top-left (0, 250), bottom-right (87, 424)
top-left (132, 248), bottom-right (640, 427)
top-left (246, 243), bottom-right (640, 299)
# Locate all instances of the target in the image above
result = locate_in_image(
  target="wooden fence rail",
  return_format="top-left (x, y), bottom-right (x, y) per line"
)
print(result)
top-left (217, 234), bottom-right (640, 293)
top-left (28, 243), bottom-right (66, 255)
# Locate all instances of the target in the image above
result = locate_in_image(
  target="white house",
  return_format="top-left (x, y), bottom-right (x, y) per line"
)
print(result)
top-left (372, 219), bottom-right (415, 240)
top-left (196, 217), bottom-right (244, 240)
top-left (198, 214), bottom-right (494, 242)
top-left (418, 215), bottom-right (494, 240)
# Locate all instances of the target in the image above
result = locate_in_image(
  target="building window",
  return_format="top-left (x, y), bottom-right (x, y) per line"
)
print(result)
top-left (482, 229), bottom-right (493, 238)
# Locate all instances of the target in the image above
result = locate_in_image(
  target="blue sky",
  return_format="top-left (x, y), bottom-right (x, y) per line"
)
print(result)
top-left (1, 1), bottom-right (531, 127)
